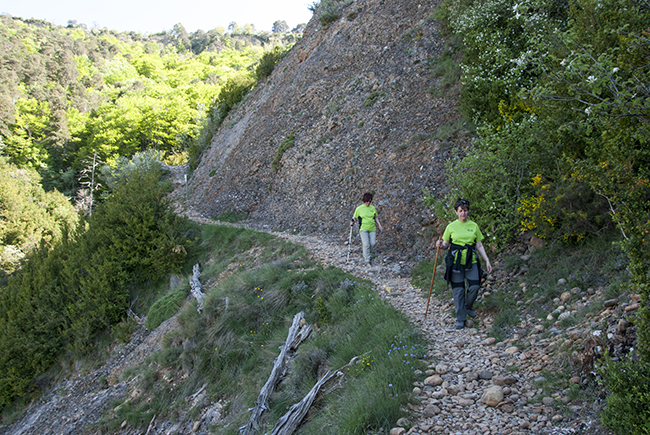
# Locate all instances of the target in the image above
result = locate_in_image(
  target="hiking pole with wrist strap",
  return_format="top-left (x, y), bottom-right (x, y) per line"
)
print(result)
top-left (424, 241), bottom-right (441, 319)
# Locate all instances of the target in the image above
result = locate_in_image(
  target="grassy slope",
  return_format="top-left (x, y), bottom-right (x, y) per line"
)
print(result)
top-left (97, 223), bottom-right (428, 434)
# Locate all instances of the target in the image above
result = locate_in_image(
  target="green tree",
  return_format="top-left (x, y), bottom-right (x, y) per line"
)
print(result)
top-left (0, 157), bottom-right (79, 276)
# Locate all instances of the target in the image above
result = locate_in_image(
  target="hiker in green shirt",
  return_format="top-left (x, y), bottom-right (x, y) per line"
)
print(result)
top-left (351, 192), bottom-right (384, 265)
top-left (436, 199), bottom-right (493, 329)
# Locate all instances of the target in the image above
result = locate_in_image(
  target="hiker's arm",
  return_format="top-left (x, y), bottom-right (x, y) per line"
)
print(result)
top-left (476, 241), bottom-right (493, 273)
top-left (375, 217), bottom-right (383, 232)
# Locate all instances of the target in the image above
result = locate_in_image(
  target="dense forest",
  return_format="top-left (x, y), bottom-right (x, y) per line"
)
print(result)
top-left (0, 14), bottom-right (301, 410)
top-left (0, 14), bottom-right (300, 275)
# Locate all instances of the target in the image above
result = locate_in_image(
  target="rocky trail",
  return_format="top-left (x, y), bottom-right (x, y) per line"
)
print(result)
top-left (181, 208), bottom-right (611, 435)
top-left (2, 208), bottom-right (616, 435)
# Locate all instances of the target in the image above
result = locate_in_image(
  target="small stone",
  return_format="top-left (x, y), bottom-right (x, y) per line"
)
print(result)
top-left (604, 299), bottom-right (618, 308)
top-left (493, 376), bottom-right (517, 386)
top-left (571, 287), bottom-right (581, 294)
top-left (552, 415), bottom-right (564, 423)
top-left (390, 428), bottom-right (406, 435)
top-left (423, 404), bottom-right (441, 417)
top-left (570, 376), bottom-right (581, 384)
top-left (435, 363), bottom-right (449, 374)
top-left (481, 385), bottom-right (504, 407)
top-left (193, 421), bottom-right (201, 432)
top-left (520, 420), bottom-right (531, 429)
top-left (479, 370), bottom-right (493, 380)
top-left (500, 403), bottom-right (515, 413)
top-left (625, 303), bottom-right (640, 312)
top-left (505, 346), bottom-right (520, 355)
top-left (558, 278), bottom-right (567, 286)
top-left (424, 375), bottom-right (443, 387)
top-left (542, 396), bottom-right (554, 406)
top-left (560, 291), bottom-right (571, 302)
top-left (483, 337), bottom-right (497, 345)
top-left (617, 319), bottom-right (630, 333)
top-left (458, 398), bottom-right (475, 406)
top-left (412, 387), bottom-right (422, 395)
top-left (396, 417), bottom-right (409, 427)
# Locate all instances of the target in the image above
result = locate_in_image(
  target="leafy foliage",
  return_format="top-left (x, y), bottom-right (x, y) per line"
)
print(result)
top-left (0, 163), bottom-right (195, 409)
top-left (271, 133), bottom-right (295, 173)
top-left (0, 15), bottom-right (299, 196)
top-left (432, 0), bottom-right (650, 431)
top-left (599, 358), bottom-right (650, 435)
top-left (0, 157), bottom-right (79, 277)
top-left (256, 46), bottom-right (287, 80)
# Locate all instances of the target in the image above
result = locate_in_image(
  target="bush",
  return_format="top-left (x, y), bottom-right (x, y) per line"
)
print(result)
top-left (256, 47), bottom-right (286, 80)
top-left (271, 134), bottom-right (295, 173)
top-left (600, 357), bottom-right (650, 435)
top-left (146, 289), bottom-right (188, 330)
top-left (188, 76), bottom-right (256, 173)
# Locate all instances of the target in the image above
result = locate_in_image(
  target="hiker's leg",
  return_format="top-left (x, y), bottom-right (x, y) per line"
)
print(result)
top-left (451, 268), bottom-right (467, 322)
top-left (368, 231), bottom-right (376, 259)
top-left (465, 266), bottom-right (480, 316)
top-left (359, 230), bottom-right (371, 263)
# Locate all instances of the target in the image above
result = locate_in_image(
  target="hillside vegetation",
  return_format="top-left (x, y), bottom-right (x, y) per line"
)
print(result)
top-left (427, 0), bottom-right (650, 432)
top-left (0, 0), bottom-right (649, 433)
top-left (0, 14), bottom-right (299, 273)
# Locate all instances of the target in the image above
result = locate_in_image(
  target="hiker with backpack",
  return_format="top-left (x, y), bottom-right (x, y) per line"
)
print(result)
top-left (350, 192), bottom-right (383, 266)
top-left (436, 199), bottom-right (493, 329)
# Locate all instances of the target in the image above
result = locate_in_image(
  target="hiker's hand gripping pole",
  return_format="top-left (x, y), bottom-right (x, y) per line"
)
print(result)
top-left (424, 241), bottom-right (441, 319)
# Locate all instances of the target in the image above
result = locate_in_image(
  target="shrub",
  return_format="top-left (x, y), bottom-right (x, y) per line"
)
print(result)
top-left (146, 289), bottom-right (188, 330)
top-left (599, 357), bottom-right (650, 435)
top-left (256, 47), bottom-right (286, 80)
top-left (271, 133), bottom-right (295, 173)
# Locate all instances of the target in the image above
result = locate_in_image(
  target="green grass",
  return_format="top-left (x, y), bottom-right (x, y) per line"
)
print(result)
top-left (96, 223), bottom-right (425, 433)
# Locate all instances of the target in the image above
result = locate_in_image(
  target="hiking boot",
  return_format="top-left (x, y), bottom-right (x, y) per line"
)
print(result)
top-left (466, 309), bottom-right (477, 318)
top-left (456, 321), bottom-right (465, 329)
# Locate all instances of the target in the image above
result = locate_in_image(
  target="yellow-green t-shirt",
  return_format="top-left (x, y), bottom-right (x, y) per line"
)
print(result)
top-left (442, 220), bottom-right (484, 265)
top-left (354, 204), bottom-right (378, 231)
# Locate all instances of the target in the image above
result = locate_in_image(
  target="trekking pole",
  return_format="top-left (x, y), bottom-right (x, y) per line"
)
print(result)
top-left (424, 242), bottom-right (441, 319)
top-left (346, 223), bottom-right (353, 263)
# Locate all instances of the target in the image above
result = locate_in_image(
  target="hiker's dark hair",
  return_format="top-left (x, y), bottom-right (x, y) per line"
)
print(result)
top-left (454, 198), bottom-right (470, 210)
top-left (363, 192), bottom-right (373, 203)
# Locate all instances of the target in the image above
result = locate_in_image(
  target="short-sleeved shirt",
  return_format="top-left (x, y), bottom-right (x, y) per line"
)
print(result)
top-left (354, 204), bottom-right (378, 232)
top-left (442, 220), bottom-right (484, 265)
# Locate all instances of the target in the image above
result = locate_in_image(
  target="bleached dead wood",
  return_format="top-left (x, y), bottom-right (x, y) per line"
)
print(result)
top-left (268, 355), bottom-right (364, 435)
top-left (189, 263), bottom-right (205, 313)
top-left (239, 312), bottom-right (312, 435)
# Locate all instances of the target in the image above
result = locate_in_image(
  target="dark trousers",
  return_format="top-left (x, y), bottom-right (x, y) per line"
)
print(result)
top-left (450, 264), bottom-right (480, 322)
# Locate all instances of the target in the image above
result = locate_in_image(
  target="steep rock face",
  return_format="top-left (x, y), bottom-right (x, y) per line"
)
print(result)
top-left (186, 0), bottom-right (467, 257)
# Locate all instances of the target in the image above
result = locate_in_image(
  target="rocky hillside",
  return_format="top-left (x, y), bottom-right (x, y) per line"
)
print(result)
top-left (181, 0), bottom-right (465, 255)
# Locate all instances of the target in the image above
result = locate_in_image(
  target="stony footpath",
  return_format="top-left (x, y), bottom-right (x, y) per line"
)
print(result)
top-left (182, 209), bottom-right (615, 435)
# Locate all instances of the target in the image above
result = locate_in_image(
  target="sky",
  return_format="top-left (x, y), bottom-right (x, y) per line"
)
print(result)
top-left (0, 0), bottom-right (315, 34)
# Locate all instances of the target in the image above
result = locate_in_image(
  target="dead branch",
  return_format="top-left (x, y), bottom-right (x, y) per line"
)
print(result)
top-left (239, 312), bottom-right (312, 435)
top-left (268, 354), bottom-right (364, 435)
top-left (189, 263), bottom-right (205, 313)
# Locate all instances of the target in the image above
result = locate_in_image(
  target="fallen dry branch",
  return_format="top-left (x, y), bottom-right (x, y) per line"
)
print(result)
top-left (268, 354), bottom-right (364, 435)
top-left (239, 312), bottom-right (312, 435)
top-left (189, 263), bottom-right (205, 312)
